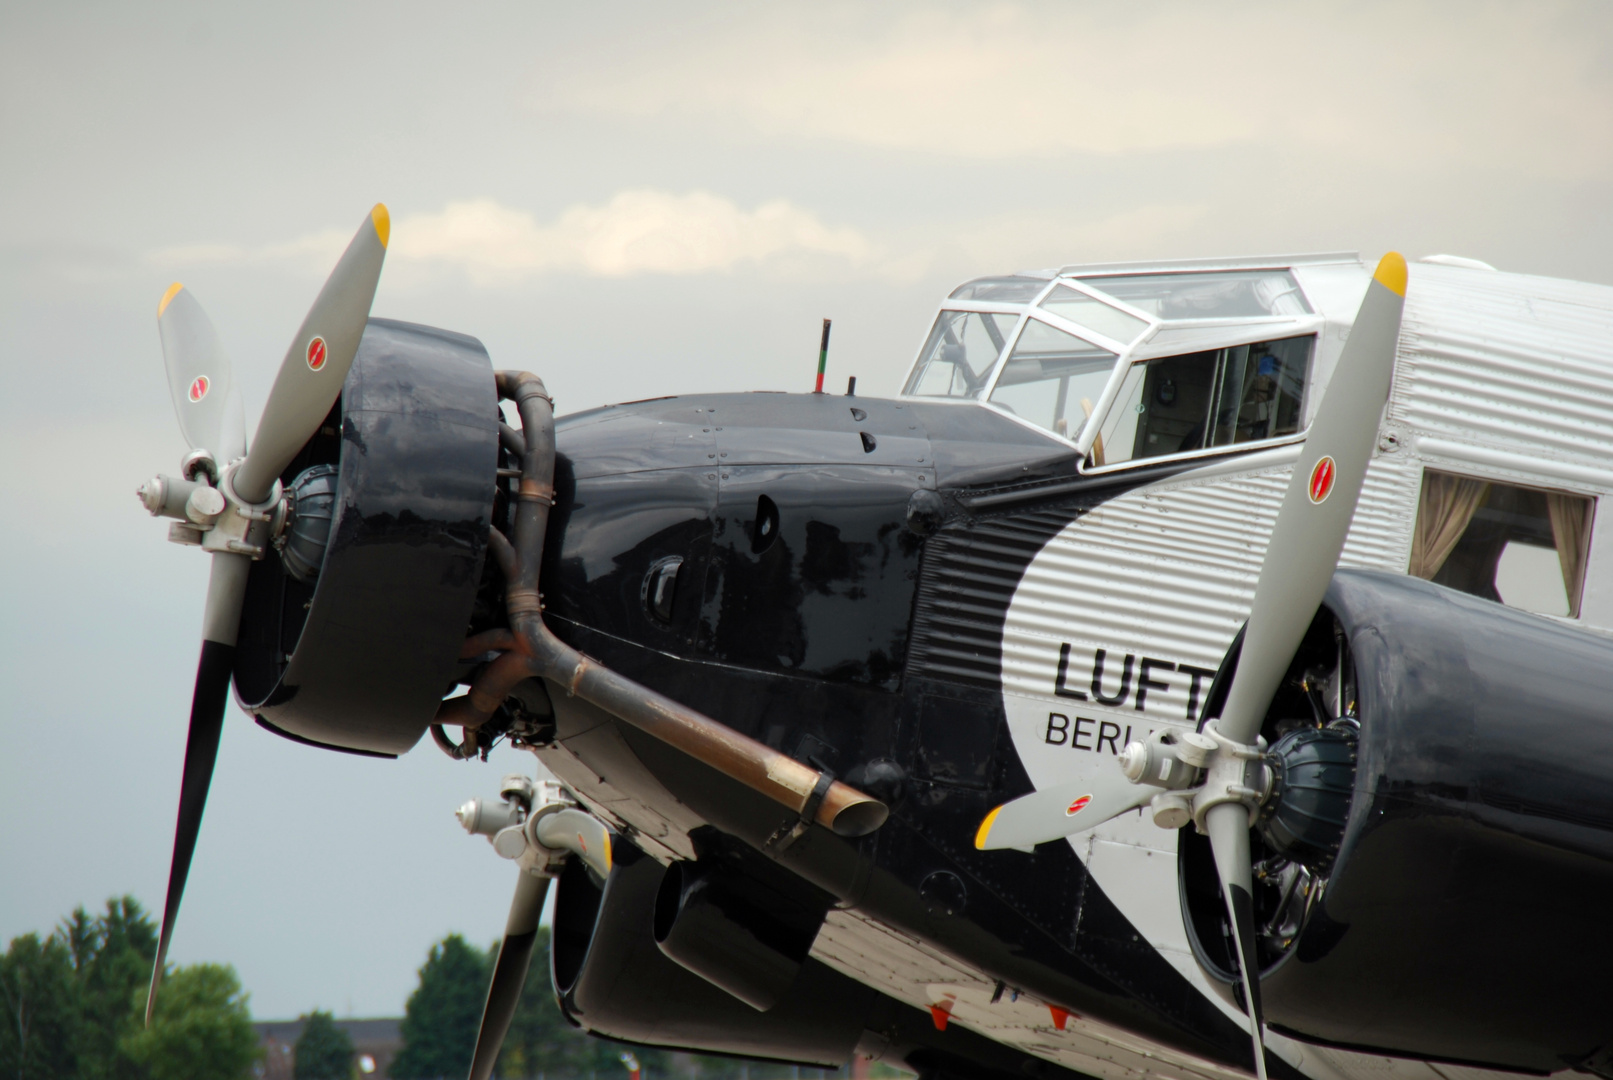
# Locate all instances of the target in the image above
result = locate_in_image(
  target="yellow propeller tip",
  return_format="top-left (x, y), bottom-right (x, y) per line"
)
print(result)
top-left (601, 831), bottom-right (612, 874)
top-left (371, 203), bottom-right (390, 248)
top-left (1373, 251), bottom-right (1408, 297)
top-left (974, 805), bottom-right (1003, 850)
top-left (158, 282), bottom-right (184, 317)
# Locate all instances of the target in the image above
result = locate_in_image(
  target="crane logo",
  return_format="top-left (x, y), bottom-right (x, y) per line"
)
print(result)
top-left (1065, 794), bottom-right (1093, 816)
top-left (1308, 455), bottom-right (1336, 504)
top-left (187, 375), bottom-right (209, 403)
top-left (306, 336), bottom-right (328, 372)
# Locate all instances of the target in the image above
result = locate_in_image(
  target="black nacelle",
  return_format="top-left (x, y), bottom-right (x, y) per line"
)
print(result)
top-left (233, 319), bottom-right (499, 756)
top-left (1183, 570), bottom-right (1613, 1073)
top-left (553, 842), bottom-right (1103, 1080)
top-left (652, 858), bottom-right (825, 1012)
top-left (551, 843), bottom-right (871, 1066)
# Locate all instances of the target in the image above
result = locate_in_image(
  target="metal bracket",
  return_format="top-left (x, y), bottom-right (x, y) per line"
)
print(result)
top-left (768, 769), bottom-right (836, 853)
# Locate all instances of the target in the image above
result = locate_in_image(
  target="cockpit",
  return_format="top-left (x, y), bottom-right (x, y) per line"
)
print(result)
top-left (899, 259), bottom-right (1342, 471)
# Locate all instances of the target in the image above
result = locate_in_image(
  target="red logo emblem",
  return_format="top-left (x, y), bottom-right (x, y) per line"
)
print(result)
top-left (1065, 794), bottom-right (1093, 817)
top-left (1308, 455), bottom-right (1336, 504)
top-left (306, 336), bottom-right (328, 372)
top-left (188, 375), bottom-right (209, 403)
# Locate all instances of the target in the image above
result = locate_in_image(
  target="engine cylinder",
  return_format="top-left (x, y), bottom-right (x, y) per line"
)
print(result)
top-left (279, 463), bottom-right (339, 581)
top-left (1257, 725), bottom-right (1356, 868)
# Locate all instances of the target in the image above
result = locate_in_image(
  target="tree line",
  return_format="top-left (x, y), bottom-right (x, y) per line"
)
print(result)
top-left (0, 896), bottom-right (258, 1080)
top-left (2, 898), bottom-right (872, 1080)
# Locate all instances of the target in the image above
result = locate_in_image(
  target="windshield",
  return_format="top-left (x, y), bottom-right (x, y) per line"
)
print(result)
top-left (987, 318), bottom-right (1117, 440)
top-left (1039, 284), bottom-right (1149, 345)
top-left (904, 310), bottom-right (1020, 399)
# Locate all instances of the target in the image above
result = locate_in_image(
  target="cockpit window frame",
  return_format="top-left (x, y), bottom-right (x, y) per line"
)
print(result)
top-left (900, 267), bottom-right (1330, 467)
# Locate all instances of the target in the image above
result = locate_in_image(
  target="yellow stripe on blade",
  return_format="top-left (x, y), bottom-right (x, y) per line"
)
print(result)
top-left (974, 805), bottom-right (1003, 850)
top-left (158, 282), bottom-right (184, 317)
top-left (1373, 252), bottom-right (1408, 297)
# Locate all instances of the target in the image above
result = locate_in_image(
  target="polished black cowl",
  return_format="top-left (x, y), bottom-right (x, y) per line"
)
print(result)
top-left (233, 318), bottom-right (498, 755)
top-left (1184, 570), bottom-right (1613, 1072)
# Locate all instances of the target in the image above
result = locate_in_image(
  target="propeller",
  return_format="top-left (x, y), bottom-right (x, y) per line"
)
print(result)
top-left (460, 782), bottom-right (614, 1080)
top-left (467, 871), bottom-right (550, 1080)
top-left (143, 205), bottom-right (390, 1024)
top-left (976, 253), bottom-right (1408, 1078)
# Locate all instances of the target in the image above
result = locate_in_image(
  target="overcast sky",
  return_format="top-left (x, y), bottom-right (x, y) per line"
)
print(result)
top-left (4, 1), bottom-right (1612, 1021)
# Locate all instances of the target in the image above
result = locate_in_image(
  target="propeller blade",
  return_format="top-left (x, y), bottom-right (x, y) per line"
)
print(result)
top-left (975, 770), bottom-right (1153, 851)
top-left (1207, 802), bottom-right (1267, 1080)
top-left (157, 283), bottom-right (247, 461)
top-left (232, 204), bottom-right (389, 504)
top-left (468, 871), bottom-right (551, 1080)
top-left (1215, 253), bottom-right (1406, 746)
top-left (147, 551), bottom-right (251, 1025)
top-left (1195, 255), bottom-right (1405, 1079)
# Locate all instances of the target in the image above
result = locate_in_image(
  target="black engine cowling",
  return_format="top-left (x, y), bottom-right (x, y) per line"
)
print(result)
top-left (1182, 569), bottom-right (1613, 1072)
top-left (232, 318), bottom-right (499, 755)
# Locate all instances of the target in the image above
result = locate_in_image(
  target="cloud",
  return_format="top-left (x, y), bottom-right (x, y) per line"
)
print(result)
top-left (528, 2), bottom-right (1613, 177)
top-left (147, 192), bottom-right (874, 283)
top-left (148, 229), bottom-right (352, 275)
top-left (395, 192), bottom-right (873, 281)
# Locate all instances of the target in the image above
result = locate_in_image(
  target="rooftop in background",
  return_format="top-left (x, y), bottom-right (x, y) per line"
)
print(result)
top-left (254, 1017), bottom-right (401, 1080)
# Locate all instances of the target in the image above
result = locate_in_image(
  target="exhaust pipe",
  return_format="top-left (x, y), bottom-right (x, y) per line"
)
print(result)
top-left (435, 371), bottom-right (889, 841)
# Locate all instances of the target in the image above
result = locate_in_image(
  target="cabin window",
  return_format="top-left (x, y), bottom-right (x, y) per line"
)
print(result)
top-left (904, 310), bottom-right (1020, 399)
top-left (1410, 469), bottom-right (1594, 617)
top-left (1078, 270), bottom-right (1312, 318)
top-left (986, 319), bottom-right (1117, 439)
top-left (1086, 335), bottom-right (1313, 466)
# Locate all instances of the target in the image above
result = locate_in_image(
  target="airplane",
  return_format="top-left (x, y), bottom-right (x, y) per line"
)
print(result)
top-left (136, 204), bottom-right (1613, 1080)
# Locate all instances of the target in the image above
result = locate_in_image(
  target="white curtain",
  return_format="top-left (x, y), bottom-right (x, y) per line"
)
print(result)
top-left (1409, 470), bottom-right (1490, 581)
top-left (1547, 493), bottom-right (1594, 617)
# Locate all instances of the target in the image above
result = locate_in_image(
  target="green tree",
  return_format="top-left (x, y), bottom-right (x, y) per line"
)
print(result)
top-left (497, 927), bottom-right (676, 1080)
top-left (294, 1010), bottom-right (354, 1080)
top-left (0, 932), bottom-right (83, 1080)
top-left (65, 896), bottom-right (158, 1080)
top-left (392, 934), bottom-right (490, 1080)
top-left (123, 963), bottom-right (261, 1080)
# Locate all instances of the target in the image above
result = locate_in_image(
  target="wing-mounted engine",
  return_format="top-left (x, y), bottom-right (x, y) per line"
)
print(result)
top-left (232, 318), bottom-right (500, 755)
top-left (1182, 569), bottom-right (1613, 1072)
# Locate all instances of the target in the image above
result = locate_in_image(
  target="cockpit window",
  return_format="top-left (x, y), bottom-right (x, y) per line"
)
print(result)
top-left (1079, 271), bottom-right (1312, 319)
top-left (1038, 284), bottom-right (1150, 345)
top-left (987, 318), bottom-right (1117, 440)
top-left (904, 311), bottom-right (1020, 399)
top-left (1089, 334), bottom-right (1313, 466)
top-left (948, 276), bottom-right (1051, 302)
